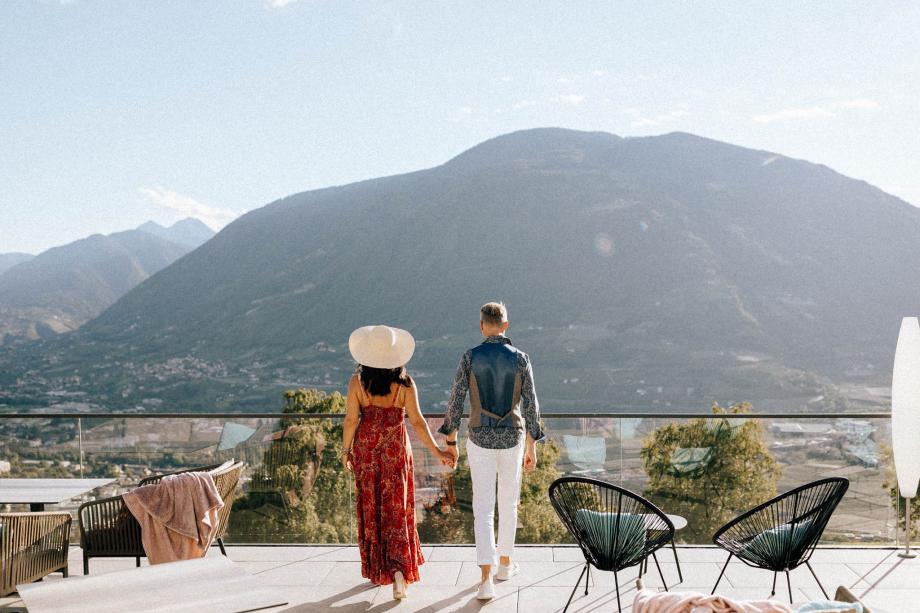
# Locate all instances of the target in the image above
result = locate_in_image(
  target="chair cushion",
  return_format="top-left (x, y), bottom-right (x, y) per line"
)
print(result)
top-left (742, 520), bottom-right (814, 561)
top-left (574, 509), bottom-right (646, 562)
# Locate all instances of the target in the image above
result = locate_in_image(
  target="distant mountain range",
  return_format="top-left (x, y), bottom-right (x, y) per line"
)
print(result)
top-left (2, 129), bottom-right (916, 413)
top-left (0, 219), bottom-right (214, 342)
top-left (137, 218), bottom-right (216, 249)
top-left (0, 253), bottom-right (34, 275)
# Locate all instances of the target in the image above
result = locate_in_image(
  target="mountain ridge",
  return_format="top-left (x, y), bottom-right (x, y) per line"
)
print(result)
top-left (137, 218), bottom-right (215, 249)
top-left (0, 226), bottom-right (196, 342)
top-left (0, 253), bottom-right (34, 276)
top-left (2, 128), bottom-right (917, 412)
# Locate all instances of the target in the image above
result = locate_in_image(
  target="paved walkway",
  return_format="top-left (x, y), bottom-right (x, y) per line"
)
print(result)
top-left (1, 546), bottom-right (915, 612)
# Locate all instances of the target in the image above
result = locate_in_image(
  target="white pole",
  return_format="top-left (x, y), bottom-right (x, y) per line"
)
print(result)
top-left (900, 496), bottom-right (917, 558)
top-left (78, 417), bottom-right (84, 478)
top-left (892, 317), bottom-right (920, 557)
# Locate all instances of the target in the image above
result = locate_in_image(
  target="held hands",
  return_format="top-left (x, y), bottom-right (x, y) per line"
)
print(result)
top-left (446, 443), bottom-right (460, 469)
top-left (437, 442), bottom-right (458, 470)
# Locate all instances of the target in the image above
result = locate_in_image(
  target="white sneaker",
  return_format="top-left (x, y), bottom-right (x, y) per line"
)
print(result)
top-left (495, 561), bottom-right (520, 581)
top-left (477, 577), bottom-right (496, 600)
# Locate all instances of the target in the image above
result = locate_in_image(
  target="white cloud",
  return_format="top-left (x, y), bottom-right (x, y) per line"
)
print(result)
top-left (753, 106), bottom-right (836, 123)
top-left (834, 98), bottom-right (880, 110)
top-left (554, 94), bottom-right (585, 106)
top-left (557, 77), bottom-right (576, 84)
top-left (498, 76), bottom-right (512, 83)
top-left (264, 0), bottom-right (299, 7)
top-left (591, 69), bottom-right (607, 77)
top-left (513, 99), bottom-right (536, 110)
top-left (139, 187), bottom-right (239, 230)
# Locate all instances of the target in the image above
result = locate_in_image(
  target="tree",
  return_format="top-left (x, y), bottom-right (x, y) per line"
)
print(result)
top-left (640, 402), bottom-right (781, 542)
top-left (230, 388), bottom-right (355, 543)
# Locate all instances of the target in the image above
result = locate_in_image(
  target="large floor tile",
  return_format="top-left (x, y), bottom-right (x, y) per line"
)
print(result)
top-left (458, 561), bottom-right (586, 588)
top-left (0, 596), bottom-right (25, 613)
top-left (723, 561), bottom-right (861, 592)
top-left (320, 562), bottom-right (378, 586)
top-left (310, 547), bottom-right (365, 562)
top-left (428, 547), bottom-right (478, 562)
top-left (518, 584), bottom-right (638, 612)
top-left (807, 548), bottom-right (897, 564)
top-left (273, 584), bottom-right (380, 612)
top-left (252, 561), bottom-right (338, 586)
top-left (506, 546), bottom-right (555, 562)
top-left (627, 562), bottom-right (721, 589)
top-left (552, 547), bottom-right (586, 562)
top-left (367, 584), bottom-right (517, 612)
top-left (236, 560), bottom-right (294, 574)
top-left (224, 546), bottom-right (333, 562)
top-left (848, 587), bottom-right (920, 613)
top-left (414, 562), bottom-right (463, 586)
top-left (846, 561), bottom-right (920, 590)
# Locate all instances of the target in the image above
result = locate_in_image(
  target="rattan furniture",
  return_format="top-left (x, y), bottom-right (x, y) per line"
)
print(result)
top-left (78, 461), bottom-right (245, 574)
top-left (549, 476), bottom-right (676, 613)
top-left (711, 477), bottom-right (849, 603)
top-left (0, 511), bottom-right (72, 596)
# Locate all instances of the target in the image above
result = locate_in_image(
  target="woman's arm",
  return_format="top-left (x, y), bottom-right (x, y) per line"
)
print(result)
top-left (342, 375), bottom-right (362, 471)
top-left (405, 381), bottom-right (451, 463)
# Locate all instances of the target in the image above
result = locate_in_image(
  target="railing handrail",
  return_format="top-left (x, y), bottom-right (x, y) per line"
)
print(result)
top-left (0, 411), bottom-right (892, 419)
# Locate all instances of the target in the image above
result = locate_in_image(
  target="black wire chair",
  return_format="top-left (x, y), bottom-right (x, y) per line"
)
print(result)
top-left (549, 476), bottom-right (676, 613)
top-left (711, 477), bottom-right (849, 603)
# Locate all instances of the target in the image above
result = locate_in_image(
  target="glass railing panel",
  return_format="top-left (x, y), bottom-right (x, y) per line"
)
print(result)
top-left (0, 413), bottom-right (897, 546)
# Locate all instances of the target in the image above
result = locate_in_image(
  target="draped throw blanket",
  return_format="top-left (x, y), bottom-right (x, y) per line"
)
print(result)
top-left (123, 471), bottom-right (224, 564)
top-left (632, 589), bottom-right (793, 613)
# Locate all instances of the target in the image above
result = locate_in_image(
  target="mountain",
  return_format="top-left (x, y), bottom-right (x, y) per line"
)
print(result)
top-left (0, 253), bottom-right (34, 275)
top-left (137, 218), bottom-right (215, 249)
top-left (4, 128), bottom-right (918, 412)
top-left (0, 228), bottom-right (192, 342)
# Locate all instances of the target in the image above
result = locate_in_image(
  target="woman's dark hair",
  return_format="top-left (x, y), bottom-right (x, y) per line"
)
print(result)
top-left (358, 364), bottom-right (413, 397)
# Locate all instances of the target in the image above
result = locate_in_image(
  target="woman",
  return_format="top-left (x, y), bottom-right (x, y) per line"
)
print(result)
top-left (342, 325), bottom-right (454, 600)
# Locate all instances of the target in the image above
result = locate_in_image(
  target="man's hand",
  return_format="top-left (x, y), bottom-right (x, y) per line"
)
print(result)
top-left (446, 442), bottom-right (460, 469)
top-left (523, 441), bottom-right (537, 472)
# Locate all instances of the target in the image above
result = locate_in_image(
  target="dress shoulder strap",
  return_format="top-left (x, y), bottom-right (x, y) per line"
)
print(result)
top-left (356, 378), bottom-right (370, 407)
top-left (390, 383), bottom-right (403, 407)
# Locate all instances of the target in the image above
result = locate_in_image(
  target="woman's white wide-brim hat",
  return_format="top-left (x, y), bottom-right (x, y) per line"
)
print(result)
top-left (348, 325), bottom-right (415, 369)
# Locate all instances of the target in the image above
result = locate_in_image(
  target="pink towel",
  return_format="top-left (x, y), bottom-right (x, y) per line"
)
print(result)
top-left (632, 589), bottom-right (793, 613)
top-left (123, 471), bottom-right (224, 565)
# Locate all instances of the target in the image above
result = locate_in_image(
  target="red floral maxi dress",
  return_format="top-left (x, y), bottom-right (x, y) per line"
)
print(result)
top-left (351, 385), bottom-right (425, 586)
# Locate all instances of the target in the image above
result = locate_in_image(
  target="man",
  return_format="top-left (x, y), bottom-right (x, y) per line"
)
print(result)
top-left (439, 302), bottom-right (544, 601)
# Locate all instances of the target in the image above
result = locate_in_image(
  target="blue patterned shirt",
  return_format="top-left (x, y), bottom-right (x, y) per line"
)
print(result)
top-left (438, 335), bottom-right (544, 449)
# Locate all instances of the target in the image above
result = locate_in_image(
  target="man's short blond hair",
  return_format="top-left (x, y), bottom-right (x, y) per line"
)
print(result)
top-left (480, 302), bottom-right (508, 327)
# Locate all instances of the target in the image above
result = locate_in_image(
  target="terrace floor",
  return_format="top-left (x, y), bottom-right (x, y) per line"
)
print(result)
top-left (1, 545), bottom-right (915, 612)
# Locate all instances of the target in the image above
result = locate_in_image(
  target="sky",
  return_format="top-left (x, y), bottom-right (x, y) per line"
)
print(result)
top-left (1, 0), bottom-right (918, 254)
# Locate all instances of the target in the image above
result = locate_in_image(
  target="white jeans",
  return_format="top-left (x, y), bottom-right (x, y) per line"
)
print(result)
top-left (466, 438), bottom-right (525, 567)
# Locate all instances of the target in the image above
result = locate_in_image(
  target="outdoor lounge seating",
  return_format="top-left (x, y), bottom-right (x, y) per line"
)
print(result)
top-left (549, 476), bottom-right (676, 613)
top-left (0, 511), bottom-right (72, 596)
top-left (711, 477), bottom-right (850, 603)
top-left (77, 461), bottom-right (245, 574)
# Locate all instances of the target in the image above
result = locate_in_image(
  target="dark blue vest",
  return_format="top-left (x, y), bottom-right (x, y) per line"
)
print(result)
top-left (468, 341), bottom-right (524, 430)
